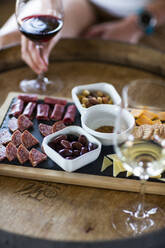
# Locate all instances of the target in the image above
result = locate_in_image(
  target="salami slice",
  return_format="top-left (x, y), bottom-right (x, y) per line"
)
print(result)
top-left (6, 142), bottom-right (17, 162)
top-left (21, 130), bottom-right (39, 149)
top-left (63, 105), bottom-right (77, 125)
top-left (50, 104), bottom-right (65, 121)
top-left (44, 97), bottom-right (67, 105)
top-left (10, 99), bottom-right (24, 118)
top-left (8, 117), bottom-right (18, 132)
top-left (29, 148), bottom-right (47, 167)
top-left (18, 114), bottom-right (33, 132)
top-left (18, 94), bottom-right (38, 102)
top-left (52, 120), bottom-right (66, 133)
top-left (36, 104), bottom-right (50, 121)
top-left (0, 129), bottom-right (11, 145)
top-left (17, 144), bottom-right (29, 164)
top-left (0, 145), bottom-right (6, 161)
top-left (23, 102), bottom-right (36, 119)
top-left (11, 130), bottom-right (22, 147)
top-left (39, 123), bottom-right (53, 137)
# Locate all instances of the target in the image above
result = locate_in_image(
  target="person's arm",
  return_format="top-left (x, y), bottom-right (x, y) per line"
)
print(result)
top-left (21, 0), bottom-right (96, 74)
top-left (84, 0), bottom-right (165, 43)
top-left (0, 0), bottom-right (96, 73)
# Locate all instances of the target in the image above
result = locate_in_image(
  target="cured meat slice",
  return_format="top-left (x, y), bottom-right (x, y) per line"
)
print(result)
top-left (63, 105), bottom-right (77, 125)
top-left (0, 128), bottom-right (11, 145)
top-left (39, 123), bottom-right (53, 137)
top-left (6, 142), bottom-right (17, 161)
top-left (10, 99), bottom-right (24, 118)
top-left (18, 94), bottom-right (38, 102)
top-left (23, 102), bottom-right (36, 119)
top-left (17, 144), bottom-right (29, 164)
top-left (21, 130), bottom-right (39, 149)
top-left (52, 120), bottom-right (66, 133)
top-left (11, 130), bottom-right (22, 147)
top-left (18, 114), bottom-right (33, 132)
top-left (29, 148), bottom-right (47, 167)
top-left (0, 145), bottom-right (6, 161)
top-left (36, 104), bottom-right (50, 121)
top-left (44, 97), bottom-right (67, 105)
top-left (50, 104), bottom-right (65, 121)
top-left (8, 117), bottom-right (18, 132)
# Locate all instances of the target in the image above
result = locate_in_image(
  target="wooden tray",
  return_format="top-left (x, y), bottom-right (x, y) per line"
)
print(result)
top-left (0, 91), bottom-right (165, 195)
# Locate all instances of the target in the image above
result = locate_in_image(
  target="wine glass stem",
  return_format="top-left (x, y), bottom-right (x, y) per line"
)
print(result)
top-left (36, 44), bottom-right (47, 90)
top-left (38, 72), bottom-right (45, 81)
top-left (135, 179), bottom-right (146, 218)
top-left (37, 43), bottom-right (44, 79)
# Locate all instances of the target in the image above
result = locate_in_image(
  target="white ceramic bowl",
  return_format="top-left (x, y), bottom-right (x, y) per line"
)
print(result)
top-left (72, 82), bottom-right (121, 115)
top-left (42, 126), bottom-right (102, 172)
top-left (81, 104), bottom-right (135, 146)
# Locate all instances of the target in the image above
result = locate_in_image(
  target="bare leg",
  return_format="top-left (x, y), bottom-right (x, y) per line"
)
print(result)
top-left (61, 0), bottom-right (97, 38)
top-left (0, 14), bottom-right (20, 49)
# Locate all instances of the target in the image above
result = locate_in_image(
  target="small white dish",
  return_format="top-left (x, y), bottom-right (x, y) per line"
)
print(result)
top-left (42, 126), bottom-right (102, 172)
top-left (72, 82), bottom-right (121, 115)
top-left (81, 104), bottom-right (135, 146)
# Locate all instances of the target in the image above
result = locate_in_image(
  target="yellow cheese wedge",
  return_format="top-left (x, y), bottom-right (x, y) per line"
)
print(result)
top-left (101, 157), bottom-right (113, 172)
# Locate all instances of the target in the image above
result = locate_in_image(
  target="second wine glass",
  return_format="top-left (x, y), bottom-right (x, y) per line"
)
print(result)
top-left (112, 79), bottom-right (165, 237)
top-left (16, 0), bottom-right (64, 94)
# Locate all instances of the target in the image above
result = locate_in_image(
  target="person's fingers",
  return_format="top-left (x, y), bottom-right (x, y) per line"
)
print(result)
top-left (37, 45), bottom-right (49, 68)
top-left (30, 43), bottom-right (48, 72)
top-left (21, 36), bottom-right (41, 74)
top-left (21, 36), bottom-right (48, 74)
top-left (84, 25), bottom-right (105, 38)
top-left (41, 35), bottom-right (59, 67)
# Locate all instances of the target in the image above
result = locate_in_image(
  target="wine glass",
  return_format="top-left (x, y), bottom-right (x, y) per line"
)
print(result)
top-left (112, 79), bottom-right (165, 237)
top-left (15, 0), bottom-right (64, 94)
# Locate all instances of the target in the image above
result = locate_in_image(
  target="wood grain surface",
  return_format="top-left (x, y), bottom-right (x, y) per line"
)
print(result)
top-left (0, 39), bottom-right (165, 241)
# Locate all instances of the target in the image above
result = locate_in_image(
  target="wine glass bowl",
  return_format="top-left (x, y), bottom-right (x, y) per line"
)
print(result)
top-left (123, 79), bottom-right (165, 111)
top-left (15, 0), bottom-right (64, 94)
top-left (112, 79), bottom-right (165, 237)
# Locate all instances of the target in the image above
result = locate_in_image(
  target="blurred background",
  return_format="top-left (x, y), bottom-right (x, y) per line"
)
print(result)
top-left (0, 0), bottom-right (165, 51)
top-left (0, 0), bottom-right (15, 27)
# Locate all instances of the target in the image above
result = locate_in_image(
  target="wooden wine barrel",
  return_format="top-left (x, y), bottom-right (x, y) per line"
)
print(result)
top-left (0, 39), bottom-right (165, 242)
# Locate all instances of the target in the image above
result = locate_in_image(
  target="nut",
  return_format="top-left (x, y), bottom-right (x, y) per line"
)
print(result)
top-left (82, 90), bottom-right (90, 97)
top-left (102, 96), bottom-right (109, 104)
top-left (78, 89), bottom-right (113, 108)
top-left (81, 97), bottom-right (89, 105)
top-left (96, 91), bottom-right (104, 97)
top-left (88, 97), bottom-right (99, 105)
top-left (96, 97), bottom-right (102, 104)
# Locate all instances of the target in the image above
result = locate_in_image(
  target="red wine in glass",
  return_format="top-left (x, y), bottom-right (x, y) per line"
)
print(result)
top-left (16, 0), bottom-right (64, 94)
top-left (19, 15), bottom-right (63, 43)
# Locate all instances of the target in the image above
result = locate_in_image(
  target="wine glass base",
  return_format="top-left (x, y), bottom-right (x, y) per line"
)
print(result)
top-left (20, 77), bottom-right (63, 94)
top-left (112, 202), bottom-right (165, 238)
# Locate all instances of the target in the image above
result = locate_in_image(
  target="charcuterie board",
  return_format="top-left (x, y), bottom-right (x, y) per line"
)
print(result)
top-left (0, 92), bottom-right (165, 195)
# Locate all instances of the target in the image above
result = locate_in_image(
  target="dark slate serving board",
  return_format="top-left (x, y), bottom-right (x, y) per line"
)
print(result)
top-left (0, 93), bottom-right (165, 195)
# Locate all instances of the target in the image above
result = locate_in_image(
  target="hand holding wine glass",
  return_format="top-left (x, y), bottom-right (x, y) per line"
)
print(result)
top-left (16, 0), bottom-right (64, 93)
top-left (113, 79), bottom-right (165, 237)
